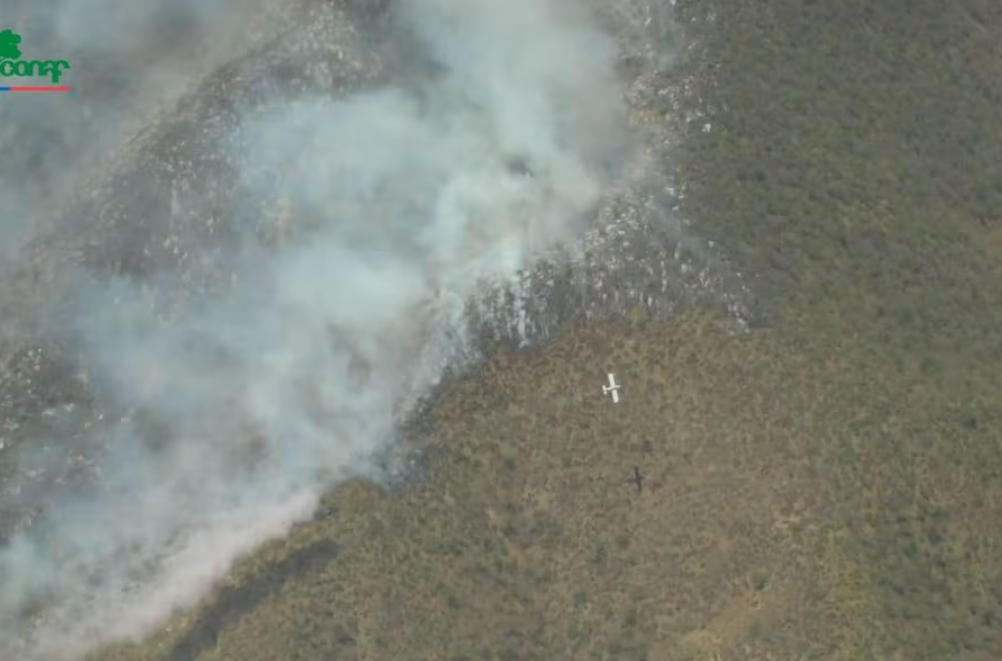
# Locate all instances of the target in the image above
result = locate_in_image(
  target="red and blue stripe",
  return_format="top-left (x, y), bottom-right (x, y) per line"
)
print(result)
top-left (0, 86), bottom-right (71, 92)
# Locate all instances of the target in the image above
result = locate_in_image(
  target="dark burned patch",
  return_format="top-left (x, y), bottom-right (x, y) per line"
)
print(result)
top-left (165, 538), bottom-right (342, 661)
top-left (0, 343), bottom-right (86, 420)
top-left (504, 156), bottom-right (535, 178)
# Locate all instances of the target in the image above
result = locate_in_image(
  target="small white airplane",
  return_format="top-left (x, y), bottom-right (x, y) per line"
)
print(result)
top-left (602, 373), bottom-right (621, 403)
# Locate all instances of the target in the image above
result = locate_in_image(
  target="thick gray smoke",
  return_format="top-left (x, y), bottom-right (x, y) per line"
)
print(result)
top-left (0, 0), bottom-right (279, 269)
top-left (0, 0), bottom-right (632, 658)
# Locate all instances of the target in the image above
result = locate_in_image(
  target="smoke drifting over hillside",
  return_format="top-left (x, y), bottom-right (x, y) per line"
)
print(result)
top-left (0, 0), bottom-right (637, 658)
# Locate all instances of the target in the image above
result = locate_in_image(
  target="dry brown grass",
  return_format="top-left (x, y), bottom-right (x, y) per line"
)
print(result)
top-left (96, 310), bottom-right (924, 661)
top-left (94, 0), bottom-right (1002, 659)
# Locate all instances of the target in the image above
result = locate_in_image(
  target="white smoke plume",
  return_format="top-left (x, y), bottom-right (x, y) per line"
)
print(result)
top-left (0, 0), bottom-right (634, 658)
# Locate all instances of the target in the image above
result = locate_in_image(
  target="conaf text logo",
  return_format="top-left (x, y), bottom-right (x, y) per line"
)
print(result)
top-left (0, 29), bottom-right (70, 84)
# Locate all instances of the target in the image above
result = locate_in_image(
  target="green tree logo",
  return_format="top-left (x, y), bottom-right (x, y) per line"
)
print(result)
top-left (0, 29), bottom-right (22, 60)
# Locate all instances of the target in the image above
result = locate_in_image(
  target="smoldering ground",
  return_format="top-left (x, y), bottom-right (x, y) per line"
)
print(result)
top-left (0, 0), bottom-right (752, 659)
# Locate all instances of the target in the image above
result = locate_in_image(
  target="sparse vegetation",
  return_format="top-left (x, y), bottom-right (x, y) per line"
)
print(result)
top-left (94, 1), bottom-right (1002, 660)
